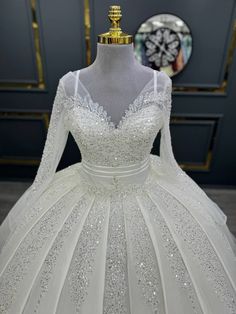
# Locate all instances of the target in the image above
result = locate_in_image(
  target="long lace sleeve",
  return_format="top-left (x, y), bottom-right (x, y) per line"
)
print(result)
top-left (159, 76), bottom-right (181, 176)
top-left (159, 75), bottom-right (227, 226)
top-left (0, 78), bottom-right (69, 252)
top-left (28, 79), bottom-right (69, 199)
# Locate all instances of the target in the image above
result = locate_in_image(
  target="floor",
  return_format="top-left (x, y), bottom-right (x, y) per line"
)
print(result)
top-left (0, 181), bottom-right (235, 237)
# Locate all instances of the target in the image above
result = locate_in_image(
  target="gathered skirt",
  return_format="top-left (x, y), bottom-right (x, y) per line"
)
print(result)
top-left (0, 154), bottom-right (236, 314)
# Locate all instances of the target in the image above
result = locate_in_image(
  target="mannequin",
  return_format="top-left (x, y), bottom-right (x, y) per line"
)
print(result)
top-left (74, 8), bottom-right (154, 128)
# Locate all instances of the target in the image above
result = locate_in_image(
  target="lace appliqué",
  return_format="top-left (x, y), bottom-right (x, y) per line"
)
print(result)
top-left (63, 89), bottom-right (166, 167)
top-left (164, 77), bottom-right (172, 114)
top-left (70, 90), bottom-right (166, 131)
top-left (26, 81), bottom-right (68, 203)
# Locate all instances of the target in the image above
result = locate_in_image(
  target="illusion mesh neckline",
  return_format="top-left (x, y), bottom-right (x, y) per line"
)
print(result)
top-left (70, 69), bottom-right (157, 130)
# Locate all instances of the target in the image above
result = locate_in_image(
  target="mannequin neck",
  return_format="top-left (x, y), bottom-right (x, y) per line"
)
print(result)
top-left (91, 43), bottom-right (138, 73)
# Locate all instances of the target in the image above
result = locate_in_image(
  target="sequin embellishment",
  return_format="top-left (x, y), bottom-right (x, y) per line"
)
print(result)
top-left (67, 195), bottom-right (108, 312)
top-left (149, 184), bottom-right (236, 314)
top-left (0, 185), bottom-right (81, 313)
top-left (103, 193), bottom-right (130, 313)
top-left (31, 193), bottom-right (91, 313)
top-left (138, 190), bottom-right (203, 313)
top-left (124, 193), bottom-right (165, 313)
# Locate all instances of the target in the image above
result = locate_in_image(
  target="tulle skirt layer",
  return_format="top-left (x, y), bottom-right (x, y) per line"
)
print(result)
top-left (0, 154), bottom-right (236, 314)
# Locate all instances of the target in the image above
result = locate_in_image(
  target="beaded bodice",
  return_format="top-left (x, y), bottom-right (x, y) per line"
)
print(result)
top-left (27, 68), bottom-right (181, 199)
top-left (63, 70), bottom-right (170, 167)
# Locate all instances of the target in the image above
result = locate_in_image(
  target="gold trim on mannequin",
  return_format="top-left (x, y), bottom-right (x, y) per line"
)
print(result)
top-left (98, 5), bottom-right (133, 44)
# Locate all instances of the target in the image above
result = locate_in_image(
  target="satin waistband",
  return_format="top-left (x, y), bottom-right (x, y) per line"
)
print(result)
top-left (80, 156), bottom-right (151, 188)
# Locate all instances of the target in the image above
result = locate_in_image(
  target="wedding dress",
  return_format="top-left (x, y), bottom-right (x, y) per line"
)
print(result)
top-left (0, 68), bottom-right (236, 314)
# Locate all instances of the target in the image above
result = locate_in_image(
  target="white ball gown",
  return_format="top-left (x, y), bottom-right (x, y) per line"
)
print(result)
top-left (0, 69), bottom-right (236, 314)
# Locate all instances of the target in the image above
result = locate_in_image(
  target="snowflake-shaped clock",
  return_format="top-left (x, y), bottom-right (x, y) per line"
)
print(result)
top-left (144, 28), bottom-right (181, 68)
top-left (134, 14), bottom-right (192, 77)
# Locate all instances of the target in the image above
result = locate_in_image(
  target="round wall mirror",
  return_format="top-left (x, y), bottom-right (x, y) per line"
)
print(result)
top-left (134, 14), bottom-right (193, 77)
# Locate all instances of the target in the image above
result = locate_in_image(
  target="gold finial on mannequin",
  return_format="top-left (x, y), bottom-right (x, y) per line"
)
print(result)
top-left (98, 5), bottom-right (133, 44)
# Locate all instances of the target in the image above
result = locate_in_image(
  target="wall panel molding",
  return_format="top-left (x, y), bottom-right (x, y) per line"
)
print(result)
top-left (0, 0), bottom-right (46, 91)
top-left (172, 19), bottom-right (236, 95)
top-left (170, 114), bottom-right (222, 171)
top-left (0, 112), bottom-right (49, 165)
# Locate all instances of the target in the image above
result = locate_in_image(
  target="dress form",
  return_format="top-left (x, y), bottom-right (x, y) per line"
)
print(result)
top-left (76, 8), bottom-right (154, 127)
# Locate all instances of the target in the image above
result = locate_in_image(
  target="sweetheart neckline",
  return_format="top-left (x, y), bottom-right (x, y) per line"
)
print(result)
top-left (69, 69), bottom-right (157, 130)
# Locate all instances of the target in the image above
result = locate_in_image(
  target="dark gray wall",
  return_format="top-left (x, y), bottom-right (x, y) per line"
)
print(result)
top-left (0, 0), bottom-right (236, 185)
